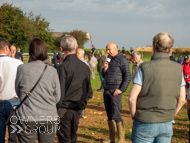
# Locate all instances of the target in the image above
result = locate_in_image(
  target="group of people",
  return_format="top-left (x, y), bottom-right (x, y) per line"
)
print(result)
top-left (0, 31), bottom-right (188, 143)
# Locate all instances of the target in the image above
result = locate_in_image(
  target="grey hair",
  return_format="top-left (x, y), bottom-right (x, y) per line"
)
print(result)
top-left (153, 32), bottom-right (174, 53)
top-left (78, 48), bottom-right (85, 55)
top-left (16, 48), bottom-right (20, 52)
top-left (60, 35), bottom-right (77, 52)
top-left (133, 52), bottom-right (141, 58)
top-left (100, 50), bottom-right (105, 54)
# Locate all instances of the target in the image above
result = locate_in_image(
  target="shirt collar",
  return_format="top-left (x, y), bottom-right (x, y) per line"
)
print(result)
top-left (152, 52), bottom-right (169, 60)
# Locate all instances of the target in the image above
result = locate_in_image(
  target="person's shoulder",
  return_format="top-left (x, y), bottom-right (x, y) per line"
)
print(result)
top-left (9, 57), bottom-right (23, 65)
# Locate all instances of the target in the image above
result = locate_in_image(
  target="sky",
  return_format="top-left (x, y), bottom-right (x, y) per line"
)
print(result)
top-left (1, 0), bottom-right (190, 50)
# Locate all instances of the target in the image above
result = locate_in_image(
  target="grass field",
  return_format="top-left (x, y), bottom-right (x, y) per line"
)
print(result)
top-left (5, 54), bottom-right (189, 143)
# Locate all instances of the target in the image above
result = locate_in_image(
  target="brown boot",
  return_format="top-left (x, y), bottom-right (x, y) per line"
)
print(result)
top-left (102, 120), bottom-right (116, 143)
top-left (116, 122), bottom-right (125, 143)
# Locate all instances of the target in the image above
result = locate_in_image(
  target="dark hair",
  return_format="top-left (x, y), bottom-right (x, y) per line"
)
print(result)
top-left (29, 38), bottom-right (48, 61)
top-left (0, 38), bottom-right (9, 51)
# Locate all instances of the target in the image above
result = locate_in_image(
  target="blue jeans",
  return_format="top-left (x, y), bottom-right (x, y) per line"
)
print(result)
top-left (131, 121), bottom-right (173, 143)
top-left (0, 99), bottom-right (20, 143)
top-left (98, 71), bottom-right (104, 89)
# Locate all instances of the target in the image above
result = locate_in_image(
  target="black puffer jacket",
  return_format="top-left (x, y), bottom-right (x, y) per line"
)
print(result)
top-left (102, 54), bottom-right (131, 92)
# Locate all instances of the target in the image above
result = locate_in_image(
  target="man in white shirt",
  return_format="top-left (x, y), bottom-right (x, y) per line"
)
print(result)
top-left (0, 38), bottom-right (23, 143)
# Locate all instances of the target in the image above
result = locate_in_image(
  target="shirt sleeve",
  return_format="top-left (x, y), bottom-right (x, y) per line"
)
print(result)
top-left (133, 67), bottom-right (143, 86)
top-left (181, 72), bottom-right (186, 86)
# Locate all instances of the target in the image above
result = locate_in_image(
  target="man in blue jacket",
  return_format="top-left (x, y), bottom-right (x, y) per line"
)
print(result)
top-left (102, 43), bottom-right (131, 143)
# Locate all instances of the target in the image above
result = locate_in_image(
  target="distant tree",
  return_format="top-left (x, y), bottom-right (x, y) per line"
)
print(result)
top-left (0, 3), bottom-right (27, 48)
top-left (60, 30), bottom-right (88, 49)
top-left (0, 3), bottom-right (56, 52)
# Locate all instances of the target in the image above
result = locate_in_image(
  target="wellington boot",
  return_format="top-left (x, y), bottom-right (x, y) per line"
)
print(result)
top-left (116, 122), bottom-right (125, 143)
top-left (102, 120), bottom-right (116, 143)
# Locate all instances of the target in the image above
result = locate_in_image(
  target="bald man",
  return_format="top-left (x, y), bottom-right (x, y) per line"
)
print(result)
top-left (102, 43), bottom-right (131, 143)
top-left (128, 32), bottom-right (186, 142)
top-left (77, 48), bottom-right (89, 66)
top-left (10, 45), bottom-right (22, 60)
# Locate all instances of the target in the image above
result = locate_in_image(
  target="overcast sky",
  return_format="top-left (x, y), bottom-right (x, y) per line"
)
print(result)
top-left (1, 0), bottom-right (190, 50)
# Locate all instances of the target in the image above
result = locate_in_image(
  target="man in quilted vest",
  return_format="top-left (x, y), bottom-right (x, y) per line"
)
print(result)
top-left (128, 32), bottom-right (186, 143)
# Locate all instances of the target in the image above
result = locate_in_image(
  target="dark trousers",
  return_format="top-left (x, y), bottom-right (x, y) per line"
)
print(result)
top-left (17, 120), bottom-right (58, 143)
top-left (103, 89), bottom-right (123, 122)
top-left (57, 109), bottom-right (81, 143)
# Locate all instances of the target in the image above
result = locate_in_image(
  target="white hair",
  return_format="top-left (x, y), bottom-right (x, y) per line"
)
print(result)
top-left (133, 52), bottom-right (141, 57)
top-left (60, 35), bottom-right (77, 52)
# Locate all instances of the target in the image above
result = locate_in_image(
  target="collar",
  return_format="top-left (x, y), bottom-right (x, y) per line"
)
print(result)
top-left (135, 60), bottom-right (143, 66)
top-left (0, 54), bottom-right (9, 57)
top-left (152, 52), bottom-right (169, 60)
top-left (111, 53), bottom-right (120, 59)
top-left (64, 54), bottom-right (78, 61)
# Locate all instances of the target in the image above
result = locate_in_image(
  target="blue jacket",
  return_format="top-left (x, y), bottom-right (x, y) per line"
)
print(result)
top-left (102, 53), bottom-right (131, 93)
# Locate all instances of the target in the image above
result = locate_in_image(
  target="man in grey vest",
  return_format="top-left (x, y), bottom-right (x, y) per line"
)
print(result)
top-left (128, 32), bottom-right (186, 143)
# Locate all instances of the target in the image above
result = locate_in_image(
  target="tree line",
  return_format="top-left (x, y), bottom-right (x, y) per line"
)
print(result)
top-left (0, 3), bottom-right (89, 53)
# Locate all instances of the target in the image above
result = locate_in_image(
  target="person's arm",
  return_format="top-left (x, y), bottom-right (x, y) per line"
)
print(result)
top-left (56, 66), bottom-right (66, 109)
top-left (128, 84), bottom-right (142, 120)
top-left (175, 86), bottom-right (186, 116)
top-left (15, 67), bottom-right (21, 98)
top-left (54, 70), bottom-right (61, 103)
top-left (86, 68), bottom-right (93, 101)
top-left (119, 59), bottom-right (131, 93)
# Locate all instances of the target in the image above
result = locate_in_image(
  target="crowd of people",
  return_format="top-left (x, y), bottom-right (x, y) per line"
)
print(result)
top-left (0, 31), bottom-right (189, 143)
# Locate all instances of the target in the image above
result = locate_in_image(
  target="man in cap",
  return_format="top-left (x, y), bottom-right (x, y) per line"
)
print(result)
top-left (177, 54), bottom-right (184, 64)
top-left (182, 55), bottom-right (190, 120)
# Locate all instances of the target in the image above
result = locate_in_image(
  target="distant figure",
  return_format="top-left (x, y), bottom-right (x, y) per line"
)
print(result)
top-left (128, 32), bottom-right (186, 143)
top-left (77, 48), bottom-right (89, 66)
top-left (182, 55), bottom-right (190, 120)
top-left (97, 50), bottom-right (106, 91)
top-left (53, 51), bottom-right (64, 68)
top-left (130, 47), bottom-right (134, 54)
top-left (91, 44), bottom-right (96, 55)
top-left (169, 49), bottom-right (176, 62)
top-left (132, 52), bottom-right (143, 81)
top-left (51, 50), bottom-right (57, 66)
top-left (177, 54), bottom-right (184, 64)
top-left (16, 48), bottom-right (23, 61)
top-left (0, 38), bottom-right (23, 143)
top-left (10, 45), bottom-right (22, 60)
top-left (77, 48), bottom-right (90, 118)
top-left (122, 47), bottom-right (125, 54)
top-left (89, 55), bottom-right (97, 79)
